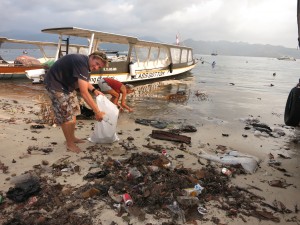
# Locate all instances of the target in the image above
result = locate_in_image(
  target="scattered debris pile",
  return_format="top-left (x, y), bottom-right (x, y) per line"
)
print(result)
top-left (242, 117), bottom-right (286, 138)
top-left (1, 152), bottom-right (294, 225)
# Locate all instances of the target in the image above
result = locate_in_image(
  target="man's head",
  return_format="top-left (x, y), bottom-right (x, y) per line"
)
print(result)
top-left (125, 84), bottom-right (135, 94)
top-left (89, 51), bottom-right (109, 71)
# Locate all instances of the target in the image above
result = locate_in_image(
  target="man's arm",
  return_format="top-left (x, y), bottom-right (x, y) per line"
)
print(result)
top-left (78, 79), bottom-right (105, 121)
top-left (120, 85), bottom-right (133, 112)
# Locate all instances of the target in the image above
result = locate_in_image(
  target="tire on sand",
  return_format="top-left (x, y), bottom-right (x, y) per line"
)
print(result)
top-left (284, 87), bottom-right (300, 126)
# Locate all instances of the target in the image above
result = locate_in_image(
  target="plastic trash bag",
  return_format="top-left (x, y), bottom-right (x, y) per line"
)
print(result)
top-left (6, 174), bottom-right (41, 202)
top-left (88, 95), bottom-right (119, 143)
top-left (198, 150), bottom-right (261, 174)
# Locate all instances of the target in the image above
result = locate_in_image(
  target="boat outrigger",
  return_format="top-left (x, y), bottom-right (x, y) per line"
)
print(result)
top-left (25, 27), bottom-right (197, 84)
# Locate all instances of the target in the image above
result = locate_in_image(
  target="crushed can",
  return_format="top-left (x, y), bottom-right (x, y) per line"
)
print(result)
top-left (123, 193), bottom-right (133, 206)
top-left (162, 149), bottom-right (167, 156)
top-left (221, 168), bottom-right (232, 176)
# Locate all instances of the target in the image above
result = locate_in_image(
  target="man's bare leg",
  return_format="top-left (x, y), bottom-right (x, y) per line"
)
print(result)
top-left (71, 116), bottom-right (85, 143)
top-left (61, 118), bottom-right (81, 153)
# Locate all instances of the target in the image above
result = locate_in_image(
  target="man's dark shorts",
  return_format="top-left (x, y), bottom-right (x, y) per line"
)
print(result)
top-left (46, 89), bottom-right (81, 124)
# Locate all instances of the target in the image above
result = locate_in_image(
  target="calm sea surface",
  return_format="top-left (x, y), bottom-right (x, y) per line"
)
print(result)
top-left (1, 53), bottom-right (300, 128)
top-left (131, 54), bottom-right (300, 127)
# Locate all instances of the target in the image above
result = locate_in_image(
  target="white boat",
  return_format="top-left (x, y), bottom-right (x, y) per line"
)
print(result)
top-left (26, 27), bottom-right (197, 84)
top-left (0, 37), bottom-right (57, 80)
top-left (0, 37), bottom-right (88, 83)
top-left (277, 56), bottom-right (296, 61)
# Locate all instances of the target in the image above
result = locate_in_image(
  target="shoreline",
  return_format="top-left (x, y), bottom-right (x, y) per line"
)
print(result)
top-left (0, 95), bottom-right (300, 225)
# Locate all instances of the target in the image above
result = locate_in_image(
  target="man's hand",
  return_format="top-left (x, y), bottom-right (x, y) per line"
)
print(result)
top-left (95, 111), bottom-right (105, 121)
top-left (94, 89), bottom-right (104, 96)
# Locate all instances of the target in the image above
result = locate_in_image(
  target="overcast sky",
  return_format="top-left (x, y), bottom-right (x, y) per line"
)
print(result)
top-left (1, 0), bottom-right (297, 48)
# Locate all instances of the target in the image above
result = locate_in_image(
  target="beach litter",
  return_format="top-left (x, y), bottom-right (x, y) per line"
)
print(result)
top-left (135, 118), bottom-right (168, 129)
top-left (1, 150), bottom-right (291, 225)
top-left (198, 150), bottom-right (261, 173)
top-left (6, 173), bottom-right (41, 203)
top-left (151, 130), bottom-right (191, 144)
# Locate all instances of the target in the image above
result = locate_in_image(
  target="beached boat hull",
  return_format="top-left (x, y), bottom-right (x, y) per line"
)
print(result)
top-left (89, 63), bottom-right (196, 84)
top-left (0, 65), bottom-right (45, 77)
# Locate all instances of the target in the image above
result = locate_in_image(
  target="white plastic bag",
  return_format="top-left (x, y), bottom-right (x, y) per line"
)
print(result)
top-left (88, 95), bottom-right (119, 143)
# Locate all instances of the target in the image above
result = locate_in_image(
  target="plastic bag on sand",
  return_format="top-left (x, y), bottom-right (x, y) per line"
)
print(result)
top-left (88, 95), bottom-right (119, 143)
top-left (198, 150), bottom-right (261, 174)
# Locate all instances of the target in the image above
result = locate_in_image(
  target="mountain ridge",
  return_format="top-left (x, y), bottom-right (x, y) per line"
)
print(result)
top-left (1, 31), bottom-right (299, 59)
top-left (181, 39), bottom-right (300, 59)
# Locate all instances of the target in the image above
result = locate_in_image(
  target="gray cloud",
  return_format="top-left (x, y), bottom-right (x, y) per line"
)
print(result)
top-left (0, 0), bottom-right (297, 48)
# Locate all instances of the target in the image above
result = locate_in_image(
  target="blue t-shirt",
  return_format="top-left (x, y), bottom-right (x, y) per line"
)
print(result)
top-left (44, 54), bottom-right (90, 93)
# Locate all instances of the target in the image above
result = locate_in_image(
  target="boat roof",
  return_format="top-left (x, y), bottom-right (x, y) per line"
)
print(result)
top-left (41, 27), bottom-right (192, 49)
top-left (0, 37), bottom-right (59, 47)
top-left (0, 37), bottom-right (87, 49)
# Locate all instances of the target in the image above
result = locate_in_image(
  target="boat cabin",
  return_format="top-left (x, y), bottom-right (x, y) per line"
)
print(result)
top-left (27, 27), bottom-right (197, 84)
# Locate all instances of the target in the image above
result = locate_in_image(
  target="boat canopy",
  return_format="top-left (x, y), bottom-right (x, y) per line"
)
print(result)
top-left (0, 36), bottom-right (87, 51)
top-left (41, 27), bottom-right (193, 50)
top-left (0, 37), bottom-right (59, 47)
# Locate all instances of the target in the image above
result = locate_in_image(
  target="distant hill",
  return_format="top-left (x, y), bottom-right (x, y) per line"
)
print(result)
top-left (181, 39), bottom-right (300, 59)
top-left (2, 31), bottom-right (300, 59)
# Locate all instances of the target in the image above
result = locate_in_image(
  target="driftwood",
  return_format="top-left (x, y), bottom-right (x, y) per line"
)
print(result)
top-left (150, 130), bottom-right (191, 144)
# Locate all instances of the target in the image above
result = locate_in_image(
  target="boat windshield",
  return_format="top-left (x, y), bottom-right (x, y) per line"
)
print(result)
top-left (131, 45), bottom-right (170, 68)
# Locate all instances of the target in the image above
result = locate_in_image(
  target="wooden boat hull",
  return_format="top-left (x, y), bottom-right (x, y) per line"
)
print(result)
top-left (0, 65), bottom-right (44, 75)
top-left (0, 65), bottom-right (45, 80)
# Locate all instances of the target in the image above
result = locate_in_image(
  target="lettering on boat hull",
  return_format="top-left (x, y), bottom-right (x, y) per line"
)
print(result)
top-left (134, 70), bottom-right (166, 79)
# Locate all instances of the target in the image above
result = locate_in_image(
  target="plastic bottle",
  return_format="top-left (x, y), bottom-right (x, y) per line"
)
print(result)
top-left (166, 201), bottom-right (186, 223)
top-left (108, 186), bottom-right (122, 203)
top-left (183, 184), bottom-right (204, 196)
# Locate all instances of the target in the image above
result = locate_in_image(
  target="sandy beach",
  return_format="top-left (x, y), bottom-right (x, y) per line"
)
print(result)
top-left (0, 88), bottom-right (299, 225)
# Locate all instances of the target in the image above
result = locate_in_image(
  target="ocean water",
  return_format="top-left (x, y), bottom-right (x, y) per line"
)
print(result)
top-left (1, 53), bottom-right (300, 130)
top-left (130, 55), bottom-right (300, 128)
top-left (0, 48), bottom-right (56, 61)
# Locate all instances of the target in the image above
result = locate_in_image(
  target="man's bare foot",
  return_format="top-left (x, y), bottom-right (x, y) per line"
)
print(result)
top-left (74, 138), bottom-right (85, 143)
top-left (66, 144), bottom-right (81, 153)
top-left (64, 138), bottom-right (85, 144)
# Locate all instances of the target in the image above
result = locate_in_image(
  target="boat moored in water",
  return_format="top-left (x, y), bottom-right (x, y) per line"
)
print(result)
top-left (277, 56), bottom-right (296, 61)
top-left (26, 27), bottom-right (198, 84)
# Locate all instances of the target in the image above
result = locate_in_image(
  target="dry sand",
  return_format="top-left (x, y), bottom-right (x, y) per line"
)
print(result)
top-left (0, 94), bottom-right (300, 225)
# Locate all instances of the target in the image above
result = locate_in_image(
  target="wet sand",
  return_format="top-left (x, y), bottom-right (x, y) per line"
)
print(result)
top-left (0, 80), bottom-right (300, 224)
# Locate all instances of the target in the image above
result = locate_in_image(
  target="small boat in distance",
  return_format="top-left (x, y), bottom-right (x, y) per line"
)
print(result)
top-left (211, 51), bottom-right (218, 56)
top-left (277, 56), bottom-right (296, 61)
top-left (26, 27), bottom-right (198, 84)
